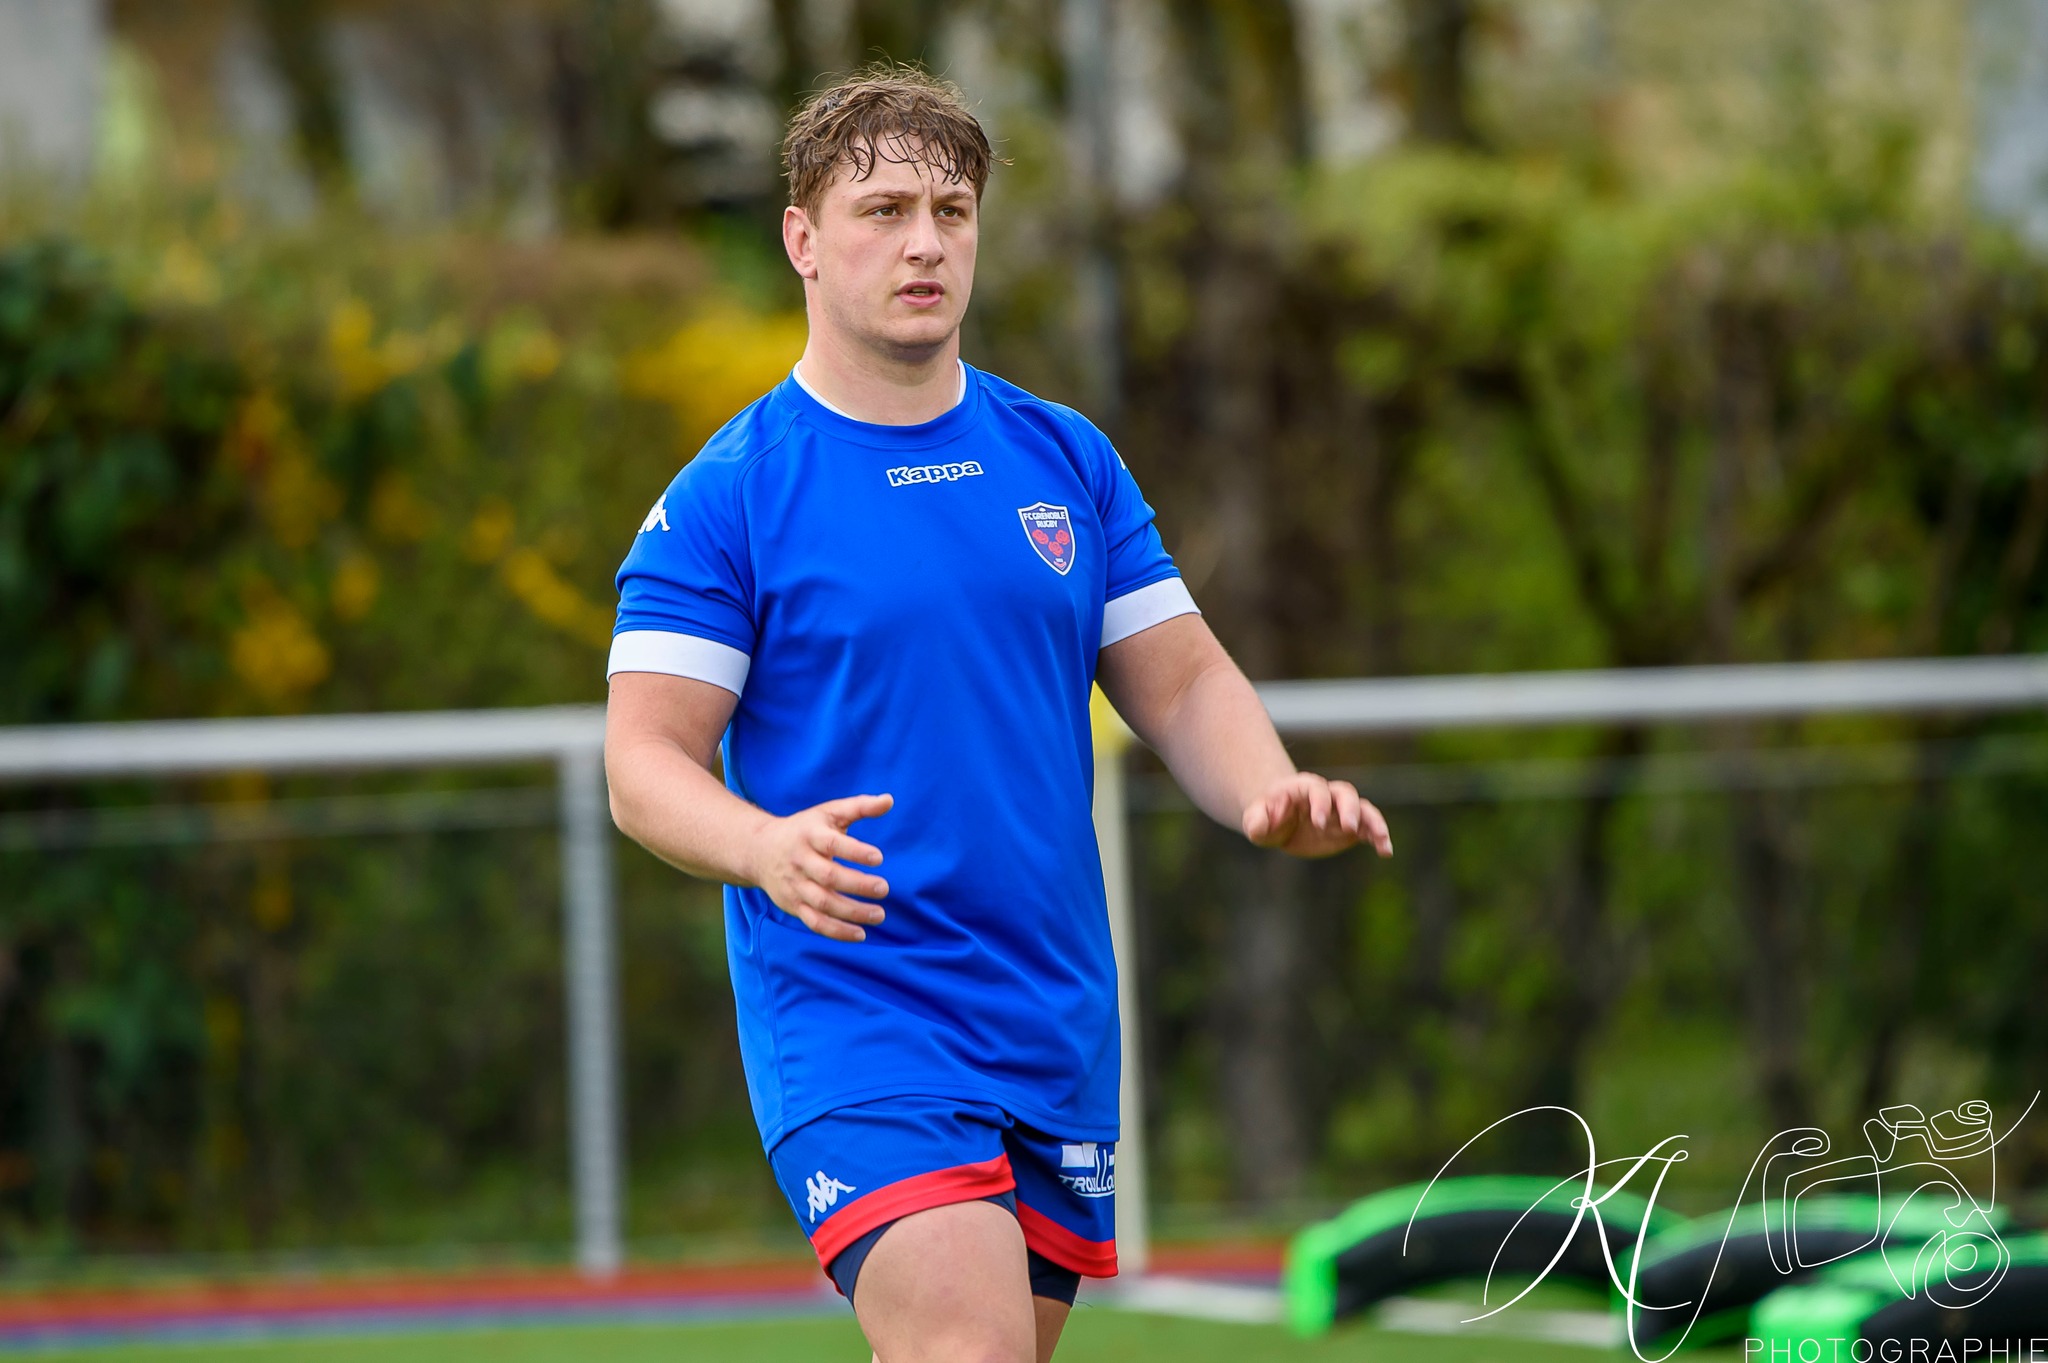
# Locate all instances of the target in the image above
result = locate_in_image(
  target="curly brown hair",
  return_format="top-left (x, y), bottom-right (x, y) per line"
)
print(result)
top-left (781, 64), bottom-right (1002, 220)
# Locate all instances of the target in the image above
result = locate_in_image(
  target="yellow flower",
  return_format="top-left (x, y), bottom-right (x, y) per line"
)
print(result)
top-left (327, 300), bottom-right (462, 398)
top-left (251, 856), bottom-right (293, 932)
top-left (331, 552), bottom-right (380, 621)
top-left (261, 451), bottom-right (341, 550)
top-left (501, 548), bottom-right (613, 649)
top-left (231, 591), bottom-right (331, 702)
top-left (225, 390), bottom-right (290, 473)
top-left (368, 471), bottom-right (433, 542)
top-left (483, 318), bottom-right (564, 391)
top-left (226, 391), bottom-right (339, 548)
top-left (464, 498), bottom-right (516, 563)
top-left (154, 240), bottom-right (221, 308)
top-left (328, 299), bottom-right (385, 398)
top-left (624, 306), bottom-right (807, 447)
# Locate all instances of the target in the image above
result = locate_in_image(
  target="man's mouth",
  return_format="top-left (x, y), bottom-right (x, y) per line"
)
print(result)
top-left (899, 281), bottom-right (945, 306)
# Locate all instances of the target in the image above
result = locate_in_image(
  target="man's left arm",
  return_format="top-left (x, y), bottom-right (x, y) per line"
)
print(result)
top-left (1096, 614), bottom-right (1392, 859)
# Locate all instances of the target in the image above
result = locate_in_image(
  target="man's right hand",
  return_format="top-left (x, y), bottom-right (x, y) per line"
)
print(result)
top-left (746, 793), bottom-right (894, 942)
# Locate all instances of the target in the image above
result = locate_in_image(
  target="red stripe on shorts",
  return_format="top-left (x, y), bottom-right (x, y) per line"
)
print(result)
top-left (809, 1153), bottom-right (1017, 1268)
top-left (1016, 1202), bottom-right (1118, 1278)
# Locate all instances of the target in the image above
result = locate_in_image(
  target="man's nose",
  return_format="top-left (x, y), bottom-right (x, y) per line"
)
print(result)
top-left (903, 204), bottom-right (945, 266)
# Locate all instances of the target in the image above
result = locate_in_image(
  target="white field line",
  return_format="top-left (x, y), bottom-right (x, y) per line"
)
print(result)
top-left (1095, 1276), bottom-right (1620, 1348)
top-left (1089, 1275), bottom-right (1285, 1325)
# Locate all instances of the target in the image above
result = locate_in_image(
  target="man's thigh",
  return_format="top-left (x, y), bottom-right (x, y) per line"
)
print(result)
top-left (853, 1199), bottom-right (1040, 1363)
top-left (764, 1096), bottom-right (1088, 1361)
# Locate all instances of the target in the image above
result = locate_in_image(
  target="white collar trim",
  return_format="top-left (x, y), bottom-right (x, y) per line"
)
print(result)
top-left (791, 359), bottom-right (967, 422)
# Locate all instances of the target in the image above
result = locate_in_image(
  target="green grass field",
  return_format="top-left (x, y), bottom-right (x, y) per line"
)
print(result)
top-left (15, 1309), bottom-right (1751, 1362)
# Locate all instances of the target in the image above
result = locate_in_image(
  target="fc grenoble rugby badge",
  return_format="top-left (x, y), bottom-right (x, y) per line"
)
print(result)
top-left (1018, 502), bottom-right (1075, 575)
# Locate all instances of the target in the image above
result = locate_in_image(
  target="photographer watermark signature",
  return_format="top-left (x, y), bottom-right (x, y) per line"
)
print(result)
top-left (1411, 1093), bottom-right (2040, 1361)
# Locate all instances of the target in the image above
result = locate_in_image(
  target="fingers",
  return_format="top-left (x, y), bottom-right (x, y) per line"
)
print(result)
top-left (807, 883), bottom-right (884, 926)
top-left (1361, 797), bottom-right (1393, 857)
top-left (1306, 775), bottom-right (1333, 832)
top-left (1245, 774), bottom-right (1395, 857)
top-left (1244, 784), bottom-right (1299, 847)
top-left (819, 792), bottom-right (894, 827)
top-left (787, 897), bottom-right (869, 942)
top-left (791, 876), bottom-right (885, 940)
top-left (810, 827), bottom-right (884, 868)
top-left (798, 856), bottom-right (885, 919)
top-left (1331, 780), bottom-right (1363, 836)
top-left (808, 854), bottom-right (889, 902)
top-left (761, 796), bottom-right (893, 942)
top-left (780, 848), bottom-right (888, 942)
top-left (1326, 780), bottom-right (1391, 855)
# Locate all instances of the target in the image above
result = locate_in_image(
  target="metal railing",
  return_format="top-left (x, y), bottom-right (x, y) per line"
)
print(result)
top-left (0, 705), bottom-right (621, 1277)
top-left (6, 653), bottom-right (2046, 1279)
top-left (1093, 652), bottom-right (2048, 1274)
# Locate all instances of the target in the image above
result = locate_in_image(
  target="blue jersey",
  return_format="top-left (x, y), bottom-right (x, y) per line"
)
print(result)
top-left (609, 362), bottom-right (1198, 1148)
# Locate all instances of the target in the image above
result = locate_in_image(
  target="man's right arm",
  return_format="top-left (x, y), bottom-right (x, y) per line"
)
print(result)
top-left (605, 672), bottom-right (893, 942)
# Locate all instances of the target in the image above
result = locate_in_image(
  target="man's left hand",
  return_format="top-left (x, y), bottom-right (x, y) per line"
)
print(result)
top-left (1241, 773), bottom-right (1392, 859)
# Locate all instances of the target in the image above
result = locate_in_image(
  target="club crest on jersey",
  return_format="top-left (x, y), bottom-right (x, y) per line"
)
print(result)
top-left (1018, 502), bottom-right (1075, 575)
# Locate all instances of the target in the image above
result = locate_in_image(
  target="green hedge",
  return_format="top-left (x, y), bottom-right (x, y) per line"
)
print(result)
top-left (0, 223), bottom-right (801, 1258)
top-left (3, 145), bottom-right (2048, 1258)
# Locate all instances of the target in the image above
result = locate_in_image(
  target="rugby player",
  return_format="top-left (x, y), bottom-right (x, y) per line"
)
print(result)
top-left (604, 65), bottom-right (1392, 1363)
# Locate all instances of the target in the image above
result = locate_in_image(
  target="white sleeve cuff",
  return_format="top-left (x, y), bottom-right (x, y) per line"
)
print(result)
top-left (607, 630), bottom-right (752, 695)
top-left (1101, 576), bottom-right (1200, 648)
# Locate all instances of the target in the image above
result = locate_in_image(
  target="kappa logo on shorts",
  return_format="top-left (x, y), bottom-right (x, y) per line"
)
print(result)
top-left (638, 495), bottom-right (669, 533)
top-left (1057, 1142), bottom-right (1116, 1199)
top-left (805, 1170), bottom-right (857, 1222)
top-left (1018, 502), bottom-right (1075, 575)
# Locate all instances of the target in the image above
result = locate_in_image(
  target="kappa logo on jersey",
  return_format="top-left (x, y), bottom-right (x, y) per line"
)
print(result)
top-left (886, 461), bottom-right (984, 487)
top-left (805, 1170), bottom-right (857, 1222)
top-left (1018, 502), bottom-right (1075, 575)
top-left (639, 495), bottom-right (670, 533)
top-left (1057, 1142), bottom-right (1116, 1198)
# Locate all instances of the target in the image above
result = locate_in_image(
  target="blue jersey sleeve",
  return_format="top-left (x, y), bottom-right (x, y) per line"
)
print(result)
top-left (1074, 419), bottom-right (1200, 647)
top-left (609, 449), bottom-right (757, 695)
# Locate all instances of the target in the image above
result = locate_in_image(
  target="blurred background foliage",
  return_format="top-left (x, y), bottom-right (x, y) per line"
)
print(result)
top-left (0, 0), bottom-right (2046, 1267)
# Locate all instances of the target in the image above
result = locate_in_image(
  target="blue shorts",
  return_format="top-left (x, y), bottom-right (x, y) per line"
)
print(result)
top-left (768, 1095), bottom-right (1118, 1302)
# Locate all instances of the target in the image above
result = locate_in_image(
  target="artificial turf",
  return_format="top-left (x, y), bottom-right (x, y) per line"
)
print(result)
top-left (7, 1309), bottom-right (1751, 1362)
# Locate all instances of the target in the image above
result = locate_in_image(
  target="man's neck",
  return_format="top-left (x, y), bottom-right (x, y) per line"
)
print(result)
top-left (794, 337), bottom-right (964, 425)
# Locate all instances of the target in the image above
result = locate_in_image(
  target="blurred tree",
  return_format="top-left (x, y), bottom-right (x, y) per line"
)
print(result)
top-left (1289, 145), bottom-right (2048, 1169)
top-left (852, 0), bottom-right (951, 68)
top-left (764, 0), bottom-right (815, 116)
top-left (1141, 0), bottom-right (1319, 1203)
top-left (547, 0), bottom-right (673, 228)
top-left (1400, 0), bottom-right (1479, 146)
top-left (0, 222), bottom-right (792, 1252)
top-left (0, 240), bottom-right (247, 725)
top-left (255, 0), bottom-right (355, 200)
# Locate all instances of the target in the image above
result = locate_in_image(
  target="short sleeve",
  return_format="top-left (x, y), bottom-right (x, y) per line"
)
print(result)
top-left (609, 453), bottom-right (757, 695)
top-left (1081, 422), bottom-right (1200, 648)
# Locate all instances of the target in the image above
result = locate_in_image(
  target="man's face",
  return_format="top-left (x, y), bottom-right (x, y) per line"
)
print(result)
top-left (784, 141), bottom-right (978, 362)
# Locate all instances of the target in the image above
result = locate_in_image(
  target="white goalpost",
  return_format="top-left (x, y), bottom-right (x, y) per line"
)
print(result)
top-left (4, 653), bottom-right (2045, 1281)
